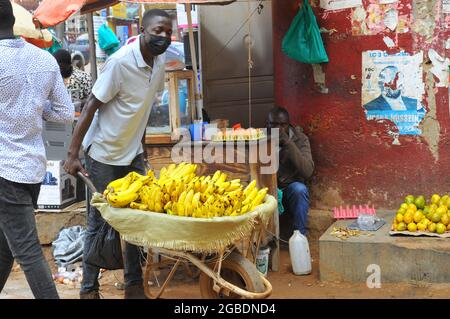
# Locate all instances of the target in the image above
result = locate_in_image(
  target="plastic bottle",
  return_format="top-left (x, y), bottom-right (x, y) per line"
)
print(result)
top-left (289, 230), bottom-right (312, 275)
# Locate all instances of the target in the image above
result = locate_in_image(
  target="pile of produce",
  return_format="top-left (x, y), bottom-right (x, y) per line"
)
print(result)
top-left (212, 128), bottom-right (265, 141)
top-left (103, 162), bottom-right (268, 218)
top-left (391, 194), bottom-right (450, 234)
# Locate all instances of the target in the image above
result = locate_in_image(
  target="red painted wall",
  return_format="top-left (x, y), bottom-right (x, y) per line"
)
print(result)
top-left (273, 0), bottom-right (450, 209)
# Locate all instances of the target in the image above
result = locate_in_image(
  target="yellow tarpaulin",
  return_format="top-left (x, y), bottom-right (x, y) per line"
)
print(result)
top-left (91, 193), bottom-right (277, 253)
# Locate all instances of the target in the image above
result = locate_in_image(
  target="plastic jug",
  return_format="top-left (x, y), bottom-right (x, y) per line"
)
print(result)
top-left (289, 230), bottom-right (312, 275)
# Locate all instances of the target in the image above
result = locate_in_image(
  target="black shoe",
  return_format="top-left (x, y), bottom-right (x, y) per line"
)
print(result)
top-left (124, 283), bottom-right (146, 299)
top-left (80, 290), bottom-right (100, 299)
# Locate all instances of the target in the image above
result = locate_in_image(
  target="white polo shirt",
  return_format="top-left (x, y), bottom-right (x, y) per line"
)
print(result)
top-left (83, 38), bottom-right (165, 165)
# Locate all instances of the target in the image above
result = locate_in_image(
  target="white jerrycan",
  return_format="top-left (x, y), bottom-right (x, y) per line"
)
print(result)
top-left (289, 230), bottom-right (312, 275)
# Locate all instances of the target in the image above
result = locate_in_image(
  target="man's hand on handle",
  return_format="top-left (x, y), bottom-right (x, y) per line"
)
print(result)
top-left (64, 155), bottom-right (88, 177)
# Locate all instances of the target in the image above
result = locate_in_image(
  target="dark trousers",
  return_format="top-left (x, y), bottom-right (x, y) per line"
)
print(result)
top-left (282, 182), bottom-right (310, 236)
top-left (81, 153), bottom-right (145, 294)
top-left (0, 177), bottom-right (59, 299)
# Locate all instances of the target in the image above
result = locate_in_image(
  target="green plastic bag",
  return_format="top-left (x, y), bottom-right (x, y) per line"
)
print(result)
top-left (98, 23), bottom-right (120, 51)
top-left (282, 1), bottom-right (329, 64)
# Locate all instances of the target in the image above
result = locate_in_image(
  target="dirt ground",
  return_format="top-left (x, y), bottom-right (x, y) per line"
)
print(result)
top-left (1, 239), bottom-right (449, 299)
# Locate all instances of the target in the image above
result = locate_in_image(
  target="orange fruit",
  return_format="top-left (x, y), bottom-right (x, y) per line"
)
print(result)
top-left (417, 223), bottom-right (427, 231)
top-left (405, 195), bottom-right (415, 204)
top-left (428, 223), bottom-right (437, 233)
top-left (436, 223), bottom-right (446, 235)
top-left (400, 203), bottom-right (409, 210)
top-left (431, 212), bottom-right (442, 223)
top-left (397, 222), bottom-right (407, 231)
top-left (413, 211), bottom-right (424, 223)
top-left (396, 213), bottom-right (404, 223)
top-left (403, 212), bottom-right (414, 224)
top-left (407, 223), bottom-right (417, 232)
top-left (407, 204), bottom-right (417, 212)
top-left (440, 214), bottom-right (449, 226)
top-left (414, 196), bottom-right (426, 209)
top-left (431, 194), bottom-right (441, 205)
top-left (437, 205), bottom-right (448, 215)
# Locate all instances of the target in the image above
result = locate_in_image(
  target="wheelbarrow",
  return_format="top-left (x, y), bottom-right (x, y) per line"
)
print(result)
top-left (78, 172), bottom-right (275, 299)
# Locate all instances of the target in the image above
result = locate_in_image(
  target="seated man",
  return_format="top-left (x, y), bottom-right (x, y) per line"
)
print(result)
top-left (266, 107), bottom-right (314, 236)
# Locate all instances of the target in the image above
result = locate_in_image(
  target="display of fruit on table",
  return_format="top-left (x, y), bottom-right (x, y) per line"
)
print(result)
top-left (392, 194), bottom-right (450, 234)
top-left (103, 162), bottom-right (268, 218)
top-left (212, 127), bottom-right (265, 141)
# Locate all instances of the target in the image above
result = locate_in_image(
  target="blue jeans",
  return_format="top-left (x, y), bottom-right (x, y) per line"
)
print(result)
top-left (282, 182), bottom-right (309, 235)
top-left (0, 177), bottom-right (59, 299)
top-left (81, 153), bottom-right (145, 294)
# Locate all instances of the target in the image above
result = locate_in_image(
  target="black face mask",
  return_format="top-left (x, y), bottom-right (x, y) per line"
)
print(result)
top-left (61, 65), bottom-right (73, 78)
top-left (144, 34), bottom-right (171, 56)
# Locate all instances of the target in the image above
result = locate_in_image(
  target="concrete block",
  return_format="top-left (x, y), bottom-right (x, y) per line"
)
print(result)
top-left (319, 211), bottom-right (450, 283)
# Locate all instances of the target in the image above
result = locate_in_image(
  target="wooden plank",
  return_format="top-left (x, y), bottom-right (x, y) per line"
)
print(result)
top-left (145, 135), bottom-right (173, 145)
top-left (168, 73), bottom-right (180, 139)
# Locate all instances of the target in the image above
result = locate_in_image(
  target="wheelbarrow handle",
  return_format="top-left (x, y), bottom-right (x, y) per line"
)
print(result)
top-left (77, 171), bottom-right (97, 194)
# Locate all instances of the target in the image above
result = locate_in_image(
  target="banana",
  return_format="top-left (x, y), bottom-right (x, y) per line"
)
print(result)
top-left (243, 180), bottom-right (257, 196)
top-left (107, 191), bottom-right (139, 208)
top-left (194, 179), bottom-right (201, 193)
top-left (166, 163), bottom-right (176, 175)
top-left (159, 167), bottom-right (168, 179)
top-left (217, 181), bottom-right (230, 190)
top-left (116, 174), bottom-right (133, 192)
top-left (217, 172), bottom-right (228, 184)
top-left (242, 187), bottom-right (258, 206)
top-left (211, 170), bottom-right (222, 182)
top-left (130, 202), bottom-right (148, 211)
top-left (163, 193), bottom-right (171, 204)
top-left (184, 189), bottom-right (194, 216)
top-left (105, 175), bottom-right (130, 195)
top-left (200, 179), bottom-right (208, 193)
top-left (226, 183), bottom-right (241, 192)
top-left (224, 206), bottom-right (233, 216)
top-left (147, 170), bottom-right (155, 179)
top-left (250, 188), bottom-right (268, 209)
top-left (177, 191), bottom-right (187, 216)
top-left (164, 201), bottom-right (173, 212)
top-left (105, 163), bottom-right (265, 218)
top-left (192, 192), bottom-right (201, 209)
top-left (240, 204), bottom-right (250, 215)
top-left (154, 202), bottom-right (163, 213)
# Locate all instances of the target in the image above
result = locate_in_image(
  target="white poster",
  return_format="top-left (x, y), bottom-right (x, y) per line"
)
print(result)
top-left (379, 0), bottom-right (398, 4)
top-left (444, 0), bottom-right (450, 14)
top-left (176, 4), bottom-right (198, 29)
top-left (93, 16), bottom-right (107, 61)
top-left (320, 0), bottom-right (362, 10)
top-left (362, 51), bottom-right (425, 135)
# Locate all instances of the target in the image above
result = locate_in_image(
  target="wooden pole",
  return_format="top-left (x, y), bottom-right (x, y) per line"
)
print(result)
top-left (186, 4), bottom-right (202, 121)
top-left (86, 12), bottom-right (97, 82)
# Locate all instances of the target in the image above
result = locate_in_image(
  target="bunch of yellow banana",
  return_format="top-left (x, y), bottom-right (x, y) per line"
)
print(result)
top-left (103, 162), bottom-right (269, 218)
top-left (105, 172), bottom-right (152, 208)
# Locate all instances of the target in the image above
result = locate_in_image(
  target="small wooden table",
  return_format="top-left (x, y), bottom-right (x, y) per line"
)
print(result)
top-left (144, 139), bottom-right (280, 271)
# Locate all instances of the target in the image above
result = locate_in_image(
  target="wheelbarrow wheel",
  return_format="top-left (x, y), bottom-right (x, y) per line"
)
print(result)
top-left (199, 251), bottom-right (265, 299)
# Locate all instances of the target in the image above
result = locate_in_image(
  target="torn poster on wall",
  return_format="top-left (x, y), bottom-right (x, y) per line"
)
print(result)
top-left (444, 0), bottom-right (450, 14)
top-left (352, 0), bottom-right (411, 35)
top-left (362, 50), bottom-right (426, 135)
top-left (320, 0), bottom-right (362, 11)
